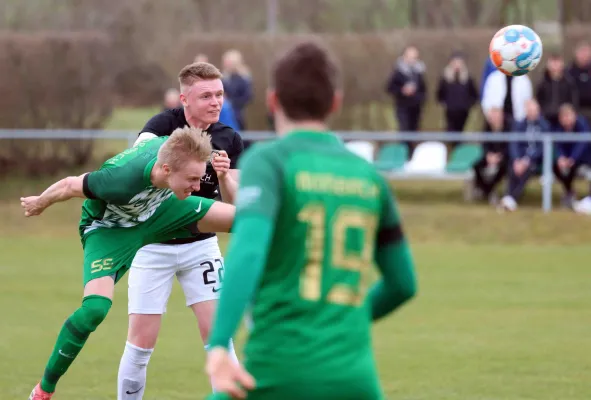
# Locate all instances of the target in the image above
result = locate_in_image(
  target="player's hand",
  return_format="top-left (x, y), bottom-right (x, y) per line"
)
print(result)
top-left (20, 195), bottom-right (47, 217)
top-left (206, 347), bottom-right (255, 399)
top-left (557, 156), bottom-right (571, 170)
top-left (486, 152), bottom-right (501, 165)
top-left (212, 150), bottom-right (231, 179)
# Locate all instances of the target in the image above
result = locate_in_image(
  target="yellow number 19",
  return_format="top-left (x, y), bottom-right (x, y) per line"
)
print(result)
top-left (298, 204), bottom-right (377, 307)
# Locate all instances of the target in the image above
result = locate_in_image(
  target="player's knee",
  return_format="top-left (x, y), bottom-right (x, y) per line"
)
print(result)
top-left (79, 295), bottom-right (112, 332)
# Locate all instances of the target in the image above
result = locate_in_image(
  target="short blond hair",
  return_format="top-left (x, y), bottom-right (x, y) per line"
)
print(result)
top-left (178, 62), bottom-right (222, 89)
top-left (157, 127), bottom-right (212, 171)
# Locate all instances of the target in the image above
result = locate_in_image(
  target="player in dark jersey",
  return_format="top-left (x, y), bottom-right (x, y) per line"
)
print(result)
top-left (21, 127), bottom-right (235, 400)
top-left (204, 43), bottom-right (418, 400)
top-left (117, 62), bottom-right (244, 399)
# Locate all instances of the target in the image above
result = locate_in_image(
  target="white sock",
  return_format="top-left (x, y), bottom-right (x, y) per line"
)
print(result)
top-left (205, 339), bottom-right (239, 392)
top-left (118, 341), bottom-right (153, 400)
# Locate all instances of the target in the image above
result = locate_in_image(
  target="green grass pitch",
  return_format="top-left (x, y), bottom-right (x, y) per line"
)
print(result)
top-left (1, 194), bottom-right (590, 400)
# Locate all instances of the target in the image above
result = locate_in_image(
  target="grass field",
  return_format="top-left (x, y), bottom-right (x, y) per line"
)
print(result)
top-left (1, 192), bottom-right (590, 399)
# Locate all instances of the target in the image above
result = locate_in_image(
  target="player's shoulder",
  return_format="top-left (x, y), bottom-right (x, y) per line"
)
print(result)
top-left (237, 139), bottom-right (281, 167)
top-left (140, 107), bottom-right (187, 136)
top-left (207, 122), bottom-right (242, 143)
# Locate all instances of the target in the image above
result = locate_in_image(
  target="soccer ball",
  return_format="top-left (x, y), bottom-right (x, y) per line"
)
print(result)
top-left (489, 25), bottom-right (543, 76)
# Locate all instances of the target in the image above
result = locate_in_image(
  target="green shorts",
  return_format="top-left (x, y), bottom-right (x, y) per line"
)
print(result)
top-left (81, 195), bottom-right (214, 286)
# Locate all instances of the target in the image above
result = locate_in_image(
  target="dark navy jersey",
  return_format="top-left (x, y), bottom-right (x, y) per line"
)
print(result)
top-left (140, 107), bottom-right (244, 243)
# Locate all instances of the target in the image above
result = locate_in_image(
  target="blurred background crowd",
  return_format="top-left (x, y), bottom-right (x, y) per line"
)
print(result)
top-left (2, 0), bottom-right (591, 211)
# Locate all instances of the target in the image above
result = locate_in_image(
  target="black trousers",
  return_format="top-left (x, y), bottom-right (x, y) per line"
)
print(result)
top-left (445, 109), bottom-right (470, 149)
top-left (552, 161), bottom-right (582, 194)
top-left (396, 105), bottom-right (422, 154)
top-left (473, 157), bottom-right (508, 197)
top-left (445, 109), bottom-right (469, 132)
top-left (506, 165), bottom-right (537, 200)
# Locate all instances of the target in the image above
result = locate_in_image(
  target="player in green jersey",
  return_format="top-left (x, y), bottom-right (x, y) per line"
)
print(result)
top-left (21, 127), bottom-right (235, 400)
top-left (204, 42), bottom-right (418, 399)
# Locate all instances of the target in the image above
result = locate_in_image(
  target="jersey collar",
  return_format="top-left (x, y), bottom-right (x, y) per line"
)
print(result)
top-left (143, 157), bottom-right (158, 187)
top-left (286, 129), bottom-right (341, 143)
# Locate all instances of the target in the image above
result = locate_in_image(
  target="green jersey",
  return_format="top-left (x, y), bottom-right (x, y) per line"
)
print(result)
top-left (209, 130), bottom-right (416, 399)
top-left (79, 137), bottom-right (172, 236)
top-left (240, 131), bottom-right (397, 376)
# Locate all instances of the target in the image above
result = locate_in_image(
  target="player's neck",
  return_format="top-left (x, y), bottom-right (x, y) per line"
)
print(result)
top-left (184, 109), bottom-right (210, 131)
top-left (277, 120), bottom-right (329, 136)
top-left (150, 163), bottom-right (168, 188)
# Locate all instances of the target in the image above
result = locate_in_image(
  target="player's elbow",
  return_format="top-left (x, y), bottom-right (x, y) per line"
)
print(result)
top-left (399, 278), bottom-right (417, 303)
top-left (64, 175), bottom-right (85, 199)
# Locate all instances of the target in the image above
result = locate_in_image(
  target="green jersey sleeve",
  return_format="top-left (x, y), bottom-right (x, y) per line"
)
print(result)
top-left (377, 176), bottom-right (404, 247)
top-left (82, 163), bottom-right (150, 204)
top-left (235, 144), bottom-right (281, 218)
top-left (367, 176), bottom-right (417, 321)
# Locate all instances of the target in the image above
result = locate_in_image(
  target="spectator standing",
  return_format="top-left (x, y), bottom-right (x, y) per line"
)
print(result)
top-left (222, 49), bottom-right (253, 131)
top-left (436, 51), bottom-right (478, 145)
top-left (482, 69), bottom-right (532, 128)
top-left (386, 45), bottom-right (427, 152)
top-left (567, 42), bottom-right (591, 123)
top-left (535, 52), bottom-right (579, 129)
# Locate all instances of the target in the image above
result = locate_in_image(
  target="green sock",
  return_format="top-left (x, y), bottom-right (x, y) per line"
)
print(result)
top-left (40, 295), bottom-right (112, 393)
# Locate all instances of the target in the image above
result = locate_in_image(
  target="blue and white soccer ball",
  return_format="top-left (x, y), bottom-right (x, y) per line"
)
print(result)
top-left (489, 25), bottom-right (543, 76)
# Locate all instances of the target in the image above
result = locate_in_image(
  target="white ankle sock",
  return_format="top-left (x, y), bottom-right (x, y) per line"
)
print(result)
top-left (118, 341), bottom-right (153, 399)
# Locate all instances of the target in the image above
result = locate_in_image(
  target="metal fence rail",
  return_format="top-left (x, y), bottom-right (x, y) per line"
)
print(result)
top-left (2, 129), bottom-right (591, 213)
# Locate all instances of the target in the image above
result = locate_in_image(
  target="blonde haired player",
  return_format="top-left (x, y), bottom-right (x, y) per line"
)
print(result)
top-left (24, 127), bottom-right (235, 399)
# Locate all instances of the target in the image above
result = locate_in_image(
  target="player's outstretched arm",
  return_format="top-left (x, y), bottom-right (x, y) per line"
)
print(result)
top-left (197, 201), bottom-right (236, 233)
top-left (20, 173), bottom-right (88, 217)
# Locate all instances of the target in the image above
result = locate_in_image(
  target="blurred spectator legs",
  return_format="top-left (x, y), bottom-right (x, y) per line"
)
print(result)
top-left (471, 157), bottom-right (508, 203)
top-left (445, 109), bottom-right (469, 148)
top-left (552, 161), bottom-right (582, 207)
top-left (397, 105), bottom-right (421, 154)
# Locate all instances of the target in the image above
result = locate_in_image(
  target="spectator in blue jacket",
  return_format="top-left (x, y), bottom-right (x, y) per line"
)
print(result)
top-left (222, 49), bottom-right (253, 131)
top-left (500, 99), bottom-right (550, 211)
top-left (219, 97), bottom-right (239, 131)
top-left (553, 103), bottom-right (591, 208)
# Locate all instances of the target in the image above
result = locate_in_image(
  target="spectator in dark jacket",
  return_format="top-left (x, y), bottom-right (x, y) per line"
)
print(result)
top-left (386, 46), bottom-right (427, 132)
top-left (471, 107), bottom-right (509, 204)
top-left (500, 99), bottom-right (550, 211)
top-left (536, 53), bottom-right (579, 129)
top-left (436, 52), bottom-right (478, 146)
top-left (222, 49), bottom-right (253, 131)
top-left (553, 103), bottom-right (591, 208)
top-left (567, 42), bottom-right (591, 123)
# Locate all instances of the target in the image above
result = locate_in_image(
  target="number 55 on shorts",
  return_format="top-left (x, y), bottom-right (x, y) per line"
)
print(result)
top-left (90, 258), bottom-right (114, 274)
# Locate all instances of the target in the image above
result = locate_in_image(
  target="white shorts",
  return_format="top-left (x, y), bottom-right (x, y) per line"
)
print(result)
top-left (128, 237), bottom-right (224, 314)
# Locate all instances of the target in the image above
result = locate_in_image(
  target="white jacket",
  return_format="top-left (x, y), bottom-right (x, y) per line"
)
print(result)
top-left (481, 70), bottom-right (532, 122)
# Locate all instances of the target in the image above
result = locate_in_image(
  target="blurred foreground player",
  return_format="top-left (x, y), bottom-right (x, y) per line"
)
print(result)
top-left (204, 41), bottom-right (418, 400)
